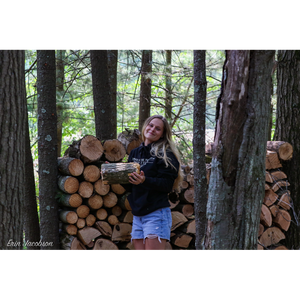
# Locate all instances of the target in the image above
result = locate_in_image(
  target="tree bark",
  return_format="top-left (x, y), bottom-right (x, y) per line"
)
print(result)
top-left (165, 50), bottom-right (172, 123)
top-left (193, 50), bottom-right (207, 249)
top-left (204, 50), bottom-right (275, 249)
top-left (0, 50), bottom-right (26, 249)
top-left (274, 50), bottom-right (300, 249)
top-left (107, 50), bottom-right (118, 139)
top-left (56, 50), bottom-right (65, 157)
top-left (37, 50), bottom-right (60, 249)
top-left (24, 79), bottom-right (41, 249)
top-left (139, 50), bottom-right (152, 131)
top-left (90, 50), bottom-right (115, 140)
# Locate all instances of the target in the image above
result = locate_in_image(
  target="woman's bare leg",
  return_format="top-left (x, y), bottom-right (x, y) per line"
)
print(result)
top-left (145, 237), bottom-right (166, 250)
top-left (133, 239), bottom-right (145, 250)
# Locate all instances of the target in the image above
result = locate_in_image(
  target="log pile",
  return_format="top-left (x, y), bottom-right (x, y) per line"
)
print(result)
top-left (58, 134), bottom-right (141, 250)
top-left (58, 132), bottom-right (200, 250)
top-left (205, 141), bottom-right (293, 250)
top-left (258, 141), bottom-right (293, 250)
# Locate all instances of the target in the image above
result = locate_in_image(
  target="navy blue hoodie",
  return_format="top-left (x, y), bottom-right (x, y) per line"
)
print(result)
top-left (123, 142), bottom-right (179, 216)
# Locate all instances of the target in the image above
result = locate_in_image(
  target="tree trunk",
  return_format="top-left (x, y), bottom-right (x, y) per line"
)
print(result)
top-left (37, 50), bottom-right (60, 249)
top-left (0, 50), bottom-right (26, 249)
top-left (90, 50), bottom-right (115, 141)
top-left (56, 50), bottom-right (65, 157)
top-left (107, 50), bottom-right (118, 139)
top-left (139, 50), bottom-right (152, 131)
top-left (204, 50), bottom-right (275, 249)
top-left (165, 50), bottom-right (172, 123)
top-left (274, 50), bottom-right (300, 249)
top-left (24, 87), bottom-right (40, 249)
top-left (193, 50), bottom-right (207, 249)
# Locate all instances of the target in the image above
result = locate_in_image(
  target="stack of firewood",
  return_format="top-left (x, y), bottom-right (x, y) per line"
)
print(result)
top-left (58, 133), bottom-right (142, 250)
top-left (205, 140), bottom-right (293, 250)
top-left (258, 141), bottom-right (293, 250)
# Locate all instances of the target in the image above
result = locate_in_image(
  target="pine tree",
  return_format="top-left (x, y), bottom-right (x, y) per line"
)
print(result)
top-left (37, 50), bottom-right (60, 249)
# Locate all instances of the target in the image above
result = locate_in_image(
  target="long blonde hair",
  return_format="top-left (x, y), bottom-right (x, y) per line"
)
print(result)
top-left (141, 115), bottom-right (183, 192)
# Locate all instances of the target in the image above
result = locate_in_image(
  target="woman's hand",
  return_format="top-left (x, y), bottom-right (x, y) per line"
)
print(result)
top-left (129, 170), bottom-right (145, 185)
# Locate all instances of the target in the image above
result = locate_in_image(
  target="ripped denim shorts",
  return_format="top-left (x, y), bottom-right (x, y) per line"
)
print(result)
top-left (131, 207), bottom-right (172, 243)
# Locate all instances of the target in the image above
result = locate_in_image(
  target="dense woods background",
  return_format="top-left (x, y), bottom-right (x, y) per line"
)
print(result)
top-left (0, 47), bottom-right (300, 250)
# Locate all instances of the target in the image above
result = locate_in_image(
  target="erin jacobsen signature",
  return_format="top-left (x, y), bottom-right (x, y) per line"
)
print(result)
top-left (7, 239), bottom-right (54, 247)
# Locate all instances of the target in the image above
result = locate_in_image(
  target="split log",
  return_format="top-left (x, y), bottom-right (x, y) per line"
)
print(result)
top-left (270, 170), bottom-right (287, 181)
top-left (86, 214), bottom-right (96, 227)
top-left (76, 218), bottom-right (86, 229)
top-left (265, 151), bottom-right (282, 170)
top-left (269, 205), bottom-right (280, 217)
top-left (94, 221), bottom-right (112, 238)
top-left (177, 219), bottom-right (196, 235)
top-left (118, 211), bottom-right (133, 223)
top-left (103, 192), bottom-right (118, 208)
top-left (94, 179), bottom-right (110, 196)
top-left (117, 128), bottom-right (143, 155)
top-left (171, 233), bottom-right (193, 248)
top-left (83, 165), bottom-right (101, 183)
top-left (266, 141), bottom-right (293, 161)
top-left (93, 238), bottom-right (118, 250)
top-left (101, 162), bottom-right (140, 185)
top-left (259, 227), bottom-right (285, 248)
top-left (58, 157), bottom-right (84, 176)
top-left (58, 175), bottom-right (79, 194)
top-left (271, 180), bottom-right (290, 193)
top-left (260, 204), bottom-right (272, 227)
top-left (111, 223), bottom-right (132, 242)
top-left (265, 171), bottom-right (273, 183)
top-left (117, 193), bottom-right (132, 210)
top-left (62, 224), bottom-right (78, 236)
top-left (56, 192), bottom-right (82, 208)
top-left (78, 181), bottom-right (94, 198)
top-left (273, 209), bottom-right (291, 231)
top-left (168, 199), bottom-right (180, 210)
top-left (77, 227), bottom-right (101, 245)
top-left (263, 189), bottom-right (278, 207)
top-left (96, 208), bottom-right (108, 220)
top-left (103, 139), bottom-right (126, 162)
top-left (171, 211), bottom-right (188, 231)
top-left (265, 183), bottom-right (271, 191)
top-left (59, 210), bottom-right (78, 224)
top-left (60, 234), bottom-right (86, 250)
top-left (258, 224), bottom-right (264, 237)
top-left (277, 191), bottom-right (291, 210)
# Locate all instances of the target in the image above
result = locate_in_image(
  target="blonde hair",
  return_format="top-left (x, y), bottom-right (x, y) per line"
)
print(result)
top-left (141, 115), bottom-right (183, 192)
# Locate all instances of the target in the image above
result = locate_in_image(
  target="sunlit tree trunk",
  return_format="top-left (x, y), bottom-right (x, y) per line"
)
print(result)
top-left (165, 50), bottom-right (172, 124)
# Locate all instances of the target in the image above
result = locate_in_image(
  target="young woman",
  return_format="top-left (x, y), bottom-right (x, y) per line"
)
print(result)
top-left (124, 115), bottom-right (183, 250)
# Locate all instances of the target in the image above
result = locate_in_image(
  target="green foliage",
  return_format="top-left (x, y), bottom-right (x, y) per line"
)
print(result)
top-left (25, 50), bottom-right (225, 167)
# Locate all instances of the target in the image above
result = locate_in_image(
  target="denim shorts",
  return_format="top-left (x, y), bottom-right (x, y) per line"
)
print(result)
top-left (131, 207), bottom-right (172, 243)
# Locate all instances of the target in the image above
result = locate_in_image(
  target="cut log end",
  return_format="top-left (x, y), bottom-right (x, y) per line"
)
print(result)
top-left (80, 135), bottom-right (104, 163)
top-left (103, 139), bottom-right (126, 162)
